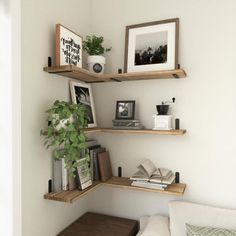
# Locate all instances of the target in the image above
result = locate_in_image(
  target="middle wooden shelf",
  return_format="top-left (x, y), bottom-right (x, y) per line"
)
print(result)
top-left (85, 128), bottom-right (186, 135)
top-left (44, 177), bottom-right (186, 203)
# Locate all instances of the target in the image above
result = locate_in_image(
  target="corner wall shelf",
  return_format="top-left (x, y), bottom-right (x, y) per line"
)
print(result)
top-left (85, 128), bottom-right (186, 135)
top-left (44, 177), bottom-right (186, 203)
top-left (43, 65), bottom-right (187, 83)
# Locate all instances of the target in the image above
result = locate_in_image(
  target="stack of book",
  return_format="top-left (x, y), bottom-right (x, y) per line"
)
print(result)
top-left (53, 139), bottom-right (110, 192)
top-left (130, 159), bottom-right (175, 191)
top-left (112, 119), bottom-right (144, 130)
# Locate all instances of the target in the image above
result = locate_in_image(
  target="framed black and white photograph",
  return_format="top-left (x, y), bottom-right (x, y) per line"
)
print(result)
top-left (70, 81), bottom-right (97, 128)
top-left (124, 18), bottom-right (179, 72)
top-left (115, 100), bottom-right (135, 120)
top-left (56, 24), bottom-right (82, 67)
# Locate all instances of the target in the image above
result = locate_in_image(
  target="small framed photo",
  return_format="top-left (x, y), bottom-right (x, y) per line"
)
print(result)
top-left (70, 81), bottom-right (97, 128)
top-left (56, 24), bottom-right (82, 67)
top-left (124, 18), bottom-right (179, 73)
top-left (115, 100), bottom-right (135, 120)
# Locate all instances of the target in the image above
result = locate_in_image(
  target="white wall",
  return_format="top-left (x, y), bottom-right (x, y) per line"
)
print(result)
top-left (21, 1), bottom-right (91, 235)
top-left (0, 0), bottom-right (21, 235)
top-left (87, 0), bottom-right (236, 218)
top-left (21, 0), bottom-right (236, 234)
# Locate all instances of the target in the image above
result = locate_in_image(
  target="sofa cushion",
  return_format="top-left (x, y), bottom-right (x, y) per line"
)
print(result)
top-left (140, 215), bottom-right (170, 236)
top-left (169, 201), bottom-right (236, 236)
top-left (186, 224), bottom-right (236, 236)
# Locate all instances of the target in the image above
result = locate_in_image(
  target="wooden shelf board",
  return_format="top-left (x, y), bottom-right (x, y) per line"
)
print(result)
top-left (103, 69), bottom-right (187, 81)
top-left (44, 177), bottom-right (186, 203)
top-left (84, 128), bottom-right (186, 135)
top-left (103, 177), bottom-right (186, 196)
top-left (84, 127), bottom-right (102, 133)
top-left (44, 65), bottom-right (105, 83)
top-left (44, 180), bottom-right (101, 203)
top-left (43, 65), bottom-right (187, 83)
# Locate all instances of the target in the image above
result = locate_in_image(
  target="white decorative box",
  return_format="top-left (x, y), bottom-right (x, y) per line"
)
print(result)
top-left (153, 115), bottom-right (172, 130)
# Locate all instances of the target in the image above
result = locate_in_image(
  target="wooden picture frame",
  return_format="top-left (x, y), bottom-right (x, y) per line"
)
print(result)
top-left (124, 18), bottom-right (179, 73)
top-left (115, 100), bottom-right (135, 120)
top-left (56, 24), bottom-right (82, 67)
top-left (70, 81), bottom-right (97, 128)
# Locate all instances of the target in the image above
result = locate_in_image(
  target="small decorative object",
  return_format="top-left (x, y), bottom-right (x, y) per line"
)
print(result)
top-left (175, 172), bottom-right (180, 183)
top-left (56, 24), bottom-right (82, 67)
top-left (118, 68), bottom-right (122, 74)
top-left (48, 179), bottom-right (52, 193)
top-left (48, 57), bottom-right (52, 67)
top-left (156, 97), bottom-right (175, 115)
top-left (115, 100), bottom-right (135, 120)
top-left (83, 35), bottom-right (111, 74)
top-left (153, 115), bottom-right (172, 130)
top-left (124, 18), bottom-right (179, 72)
top-left (153, 97), bottom-right (176, 130)
top-left (70, 81), bottom-right (97, 128)
top-left (175, 118), bottom-right (180, 130)
top-left (118, 166), bottom-right (122, 177)
top-left (156, 104), bottom-right (169, 115)
top-left (40, 100), bottom-right (88, 175)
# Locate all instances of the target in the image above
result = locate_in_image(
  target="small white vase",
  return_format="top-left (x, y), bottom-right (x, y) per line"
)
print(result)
top-left (87, 55), bottom-right (106, 74)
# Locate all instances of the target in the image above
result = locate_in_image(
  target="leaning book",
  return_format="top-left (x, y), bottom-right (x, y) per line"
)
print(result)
top-left (76, 157), bottom-right (92, 190)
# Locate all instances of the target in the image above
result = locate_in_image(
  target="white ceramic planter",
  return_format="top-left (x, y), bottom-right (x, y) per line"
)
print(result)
top-left (53, 114), bottom-right (74, 131)
top-left (87, 55), bottom-right (106, 74)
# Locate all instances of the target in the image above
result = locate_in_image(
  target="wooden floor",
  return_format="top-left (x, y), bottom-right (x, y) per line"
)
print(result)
top-left (44, 177), bottom-right (186, 203)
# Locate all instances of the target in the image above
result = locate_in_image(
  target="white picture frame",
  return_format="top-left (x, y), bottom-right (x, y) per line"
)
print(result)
top-left (70, 81), bottom-right (97, 128)
top-left (124, 18), bottom-right (179, 73)
top-left (56, 24), bottom-right (82, 67)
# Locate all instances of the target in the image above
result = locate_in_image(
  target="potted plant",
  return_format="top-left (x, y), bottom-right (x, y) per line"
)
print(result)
top-left (83, 35), bottom-right (111, 74)
top-left (40, 100), bottom-right (89, 175)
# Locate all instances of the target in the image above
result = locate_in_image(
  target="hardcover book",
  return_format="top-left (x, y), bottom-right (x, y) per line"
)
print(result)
top-left (98, 151), bottom-right (113, 182)
top-left (92, 147), bottom-right (106, 180)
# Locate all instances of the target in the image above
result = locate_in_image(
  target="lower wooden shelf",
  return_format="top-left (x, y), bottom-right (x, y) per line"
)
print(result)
top-left (44, 180), bottom-right (101, 203)
top-left (104, 177), bottom-right (186, 196)
top-left (44, 177), bottom-right (186, 203)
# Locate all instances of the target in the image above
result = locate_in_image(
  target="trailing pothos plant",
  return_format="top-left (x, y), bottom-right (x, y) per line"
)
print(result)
top-left (40, 100), bottom-right (89, 175)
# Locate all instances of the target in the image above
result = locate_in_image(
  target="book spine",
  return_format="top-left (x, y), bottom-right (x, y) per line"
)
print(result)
top-left (68, 173), bottom-right (77, 190)
top-left (131, 181), bottom-right (166, 190)
top-left (61, 159), bottom-right (68, 190)
top-left (75, 168), bottom-right (83, 190)
top-left (90, 150), bottom-right (94, 180)
top-left (93, 151), bottom-right (100, 180)
top-left (53, 159), bottom-right (62, 192)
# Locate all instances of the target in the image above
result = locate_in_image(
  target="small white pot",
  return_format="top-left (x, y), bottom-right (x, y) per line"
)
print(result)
top-left (53, 115), bottom-right (74, 131)
top-left (87, 55), bottom-right (106, 74)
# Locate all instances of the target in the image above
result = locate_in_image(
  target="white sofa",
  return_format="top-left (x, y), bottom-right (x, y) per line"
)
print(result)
top-left (138, 201), bottom-right (236, 236)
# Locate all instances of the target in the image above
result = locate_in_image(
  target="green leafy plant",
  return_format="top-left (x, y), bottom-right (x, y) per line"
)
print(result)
top-left (83, 35), bottom-right (112, 55)
top-left (40, 100), bottom-right (89, 175)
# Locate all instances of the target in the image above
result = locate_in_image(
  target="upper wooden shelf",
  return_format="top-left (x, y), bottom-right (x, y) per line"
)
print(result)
top-left (43, 65), bottom-right (187, 83)
top-left (85, 128), bottom-right (186, 135)
top-left (44, 177), bottom-right (186, 203)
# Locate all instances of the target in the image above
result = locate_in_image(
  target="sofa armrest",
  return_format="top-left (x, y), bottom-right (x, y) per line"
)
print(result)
top-left (138, 215), bottom-right (170, 236)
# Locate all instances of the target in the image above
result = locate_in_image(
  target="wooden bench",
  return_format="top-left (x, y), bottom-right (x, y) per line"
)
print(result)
top-left (58, 212), bottom-right (138, 236)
